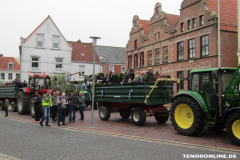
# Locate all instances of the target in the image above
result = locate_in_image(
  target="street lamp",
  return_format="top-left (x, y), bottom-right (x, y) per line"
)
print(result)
top-left (89, 36), bottom-right (101, 129)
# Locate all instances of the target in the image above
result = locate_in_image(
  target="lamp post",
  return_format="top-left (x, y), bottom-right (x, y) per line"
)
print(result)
top-left (218, 0), bottom-right (221, 68)
top-left (89, 36), bottom-right (101, 129)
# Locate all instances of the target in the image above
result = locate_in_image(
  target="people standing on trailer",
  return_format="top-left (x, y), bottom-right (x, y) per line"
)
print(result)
top-left (145, 67), bottom-right (155, 82)
top-left (78, 92), bottom-right (86, 121)
top-left (4, 97), bottom-right (9, 117)
top-left (32, 91), bottom-right (41, 123)
top-left (108, 71), bottom-right (115, 84)
top-left (51, 90), bottom-right (58, 123)
top-left (155, 71), bottom-right (161, 78)
top-left (122, 69), bottom-right (134, 83)
top-left (57, 93), bottom-right (68, 126)
top-left (39, 90), bottom-right (52, 127)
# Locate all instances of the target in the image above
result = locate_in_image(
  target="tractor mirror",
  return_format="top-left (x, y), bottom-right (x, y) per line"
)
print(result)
top-left (212, 71), bottom-right (218, 79)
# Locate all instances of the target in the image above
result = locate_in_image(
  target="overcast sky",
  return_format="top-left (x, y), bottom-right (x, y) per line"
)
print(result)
top-left (0, 0), bottom-right (181, 58)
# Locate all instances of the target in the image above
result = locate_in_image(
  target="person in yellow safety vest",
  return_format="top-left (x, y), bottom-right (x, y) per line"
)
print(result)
top-left (39, 90), bottom-right (52, 127)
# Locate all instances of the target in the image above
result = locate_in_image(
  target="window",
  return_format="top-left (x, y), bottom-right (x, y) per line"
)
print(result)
top-left (188, 18), bottom-right (196, 30)
top-left (81, 53), bottom-right (85, 56)
top-left (134, 40), bottom-right (138, 49)
top-left (155, 32), bottom-right (160, 41)
top-left (121, 66), bottom-right (126, 73)
top-left (36, 34), bottom-right (44, 48)
top-left (52, 35), bottom-right (60, 49)
top-left (188, 39), bottom-right (195, 58)
top-left (55, 58), bottom-right (63, 72)
top-left (109, 66), bottom-right (114, 72)
top-left (8, 62), bottom-right (14, 69)
top-left (8, 73), bottom-right (12, 80)
top-left (16, 73), bottom-right (20, 79)
top-left (181, 22), bottom-right (184, 32)
top-left (163, 47), bottom-right (168, 62)
top-left (192, 18), bottom-right (196, 28)
top-left (1, 73), bottom-right (5, 80)
top-left (155, 49), bottom-right (160, 64)
top-left (200, 15), bottom-right (204, 26)
top-left (79, 66), bottom-right (85, 76)
top-left (140, 52), bottom-right (144, 66)
top-left (158, 32), bottom-right (160, 40)
top-left (148, 50), bottom-right (152, 65)
top-left (128, 56), bottom-right (132, 69)
top-left (188, 20), bottom-right (192, 30)
top-left (177, 71), bottom-right (184, 92)
top-left (99, 56), bottom-right (103, 60)
top-left (31, 57), bottom-right (39, 71)
top-left (134, 54), bottom-right (138, 68)
top-left (177, 42), bottom-right (184, 61)
top-left (201, 35), bottom-right (209, 56)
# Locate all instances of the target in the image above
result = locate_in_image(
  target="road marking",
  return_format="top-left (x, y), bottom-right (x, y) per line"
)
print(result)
top-left (0, 153), bottom-right (21, 160)
top-left (1, 115), bottom-right (240, 154)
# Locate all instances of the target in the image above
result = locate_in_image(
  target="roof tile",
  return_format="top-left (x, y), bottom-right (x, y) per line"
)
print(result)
top-left (0, 57), bottom-right (20, 70)
top-left (139, 20), bottom-right (149, 35)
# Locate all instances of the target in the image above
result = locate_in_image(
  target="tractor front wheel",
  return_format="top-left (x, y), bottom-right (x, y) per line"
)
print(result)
top-left (29, 97), bottom-right (35, 118)
top-left (11, 101), bottom-right (18, 112)
top-left (17, 91), bottom-right (31, 115)
top-left (226, 112), bottom-right (240, 146)
top-left (170, 96), bottom-right (204, 136)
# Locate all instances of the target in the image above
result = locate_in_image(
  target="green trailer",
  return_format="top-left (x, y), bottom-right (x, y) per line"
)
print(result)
top-left (95, 79), bottom-right (177, 126)
top-left (0, 86), bottom-right (20, 112)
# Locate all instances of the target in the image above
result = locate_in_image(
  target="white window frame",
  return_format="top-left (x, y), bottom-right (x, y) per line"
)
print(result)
top-left (8, 62), bottom-right (14, 69)
top-left (1, 73), bottom-right (5, 80)
top-left (121, 66), bottom-right (126, 73)
top-left (52, 35), bottom-right (60, 49)
top-left (55, 58), bottom-right (63, 72)
top-left (8, 73), bottom-right (12, 80)
top-left (109, 66), bottom-right (114, 72)
top-left (36, 34), bottom-right (44, 48)
top-left (79, 65), bottom-right (85, 76)
top-left (16, 73), bottom-right (20, 79)
top-left (31, 57), bottom-right (39, 71)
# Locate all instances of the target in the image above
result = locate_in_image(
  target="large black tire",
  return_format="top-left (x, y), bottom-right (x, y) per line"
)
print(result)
top-left (131, 107), bottom-right (146, 126)
top-left (119, 109), bottom-right (131, 119)
top-left (226, 111), bottom-right (240, 146)
top-left (11, 101), bottom-right (18, 112)
top-left (155, 113), bottom-right (169, 123)
top-left (170, 96), bottom-right (204, 136)
top-left (29, 97), bottom-right (35, 118)
top-left (99, 106), bottom-right (110, 121)
top-left (17, 91), bottom-right (31, 115)
top-left (207, 123), bottom-right (225, 131)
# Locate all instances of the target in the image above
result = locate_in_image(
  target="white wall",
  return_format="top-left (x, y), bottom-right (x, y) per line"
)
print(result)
top-left (70, 62), bottom-right (101, 81)
top-left (0, 70), bottom-right (20, 84)
top-left (20, 18), bottom-right (72, 81)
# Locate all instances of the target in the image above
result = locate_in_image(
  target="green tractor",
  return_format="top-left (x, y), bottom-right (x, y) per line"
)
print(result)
top-left (171, 66), bottom-right (240, 146)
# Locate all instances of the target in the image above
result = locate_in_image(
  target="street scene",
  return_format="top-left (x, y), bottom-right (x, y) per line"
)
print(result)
top-left (1, 0), bottom-right (240, 159)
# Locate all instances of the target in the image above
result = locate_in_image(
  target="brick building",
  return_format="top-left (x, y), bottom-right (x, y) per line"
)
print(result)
top-left (126, 0), bottom-right (238, 94)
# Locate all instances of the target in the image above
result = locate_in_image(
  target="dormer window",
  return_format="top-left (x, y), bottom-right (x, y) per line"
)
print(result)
top-left (8, 62), bottom-right (14, 69)
top-left (36, 34), bottom-right (44, 48)
top-left (53, 35), bottom-right (60, 49)
top-left (99, 56), bottom-right (103, 60)
top-left (134, 40), bottom-right (138, 49)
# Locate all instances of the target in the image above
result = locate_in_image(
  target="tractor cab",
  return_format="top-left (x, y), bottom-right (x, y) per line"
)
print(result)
top-left (190, 68), bottom-right (236, 115)
top-left (28, 73), bottom-right (52, 91)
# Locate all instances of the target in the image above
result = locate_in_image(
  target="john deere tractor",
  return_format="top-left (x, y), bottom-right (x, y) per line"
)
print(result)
top-left (171, 65), bottom-right (240, 146)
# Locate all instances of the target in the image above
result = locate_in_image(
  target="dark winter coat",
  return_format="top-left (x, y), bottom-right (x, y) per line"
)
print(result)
top-left (67, 94), bottom-right (79, 107)
top-left (123, 72), bottom-right (134, 83)
top-left (108, 74), bottom-right (115, 83)
top-left (34, 95), bottom-right (42, 107)
top-left (145, 71), bottom-right (155, 82)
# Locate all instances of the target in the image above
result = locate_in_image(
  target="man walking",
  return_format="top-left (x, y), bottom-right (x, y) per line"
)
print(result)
top-left (67, 91), bottom-right (79, 123)
top-left (78, 92), bottom-right (86, 121)
top-left (4, 97), bottom-right (9, 117)
top-left (32, 91), bottom-right (41, 123)
top-left (51, 90), bottom-right (58, 123)
top-left (57, 93), bottom-right (68, 126)
top-left (39, 90), bottom-right (52, 127)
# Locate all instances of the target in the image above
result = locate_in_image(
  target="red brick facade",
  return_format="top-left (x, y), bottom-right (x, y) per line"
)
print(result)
top-left (100, 63), bottom-right (126, 74)
top-left (126, 0), bottom-right (238, 95)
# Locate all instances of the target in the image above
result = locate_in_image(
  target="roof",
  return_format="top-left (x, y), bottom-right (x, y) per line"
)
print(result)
top-left (139, 20), bottom-right (149, 35)
top-left (94, 46), bottom-right (126, 64)
top-left (166, 13), bottom-right (180, 29)
top-left (206, 0), bottom-right (237, 32)
top-left (190, 67), bottom-right (236, 74)
top-left (0, 57), bottom-right (20, 70)
top-left (68, 41), bottom-right (100, 63)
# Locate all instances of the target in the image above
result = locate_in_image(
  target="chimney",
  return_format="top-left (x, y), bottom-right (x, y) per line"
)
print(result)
top-left (0, 54), bottom-right (3, 58)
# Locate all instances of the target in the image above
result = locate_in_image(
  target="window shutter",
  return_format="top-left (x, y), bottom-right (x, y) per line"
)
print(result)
top-left (37, 34), bottom-right (44, 41)
top-left (53, 36), bottom-right (60, 43)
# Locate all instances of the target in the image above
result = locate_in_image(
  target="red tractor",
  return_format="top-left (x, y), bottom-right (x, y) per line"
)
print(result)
top-left (17, 73), bottom-right (56, 117)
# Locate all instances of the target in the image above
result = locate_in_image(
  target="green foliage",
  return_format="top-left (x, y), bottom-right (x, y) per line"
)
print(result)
top-left (115, 73), bottom-right (125, 82)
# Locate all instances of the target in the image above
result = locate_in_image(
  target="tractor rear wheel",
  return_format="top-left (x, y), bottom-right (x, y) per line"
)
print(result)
top-left (170, 96), bottom-right (204, 136)
top-left (11, 101), bottom-right (18, 112)
top-left (17, 91), bottom-right (31, 115)
top-left (119, 109), bottom-right (131, 119)
top-left (29, 97), bottom-right (35, 118)
top-left (131, 107), bottom-right (146, 126)
top-left (99, 106), bottom-right (110, 121)
top-left (226, 112), bottom-right (240, 146)
top-left (155, 112), bottom-right (169, 123)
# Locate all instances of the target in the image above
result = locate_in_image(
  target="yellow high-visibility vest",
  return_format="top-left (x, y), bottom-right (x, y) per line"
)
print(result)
top-left (42, 94), bottom-right (50, 106)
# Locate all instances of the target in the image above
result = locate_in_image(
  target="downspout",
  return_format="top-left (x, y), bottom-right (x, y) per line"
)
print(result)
top-left (218, 0), bottom-right (222, 116)
top-left (238, 0), bottom-right (240, 64)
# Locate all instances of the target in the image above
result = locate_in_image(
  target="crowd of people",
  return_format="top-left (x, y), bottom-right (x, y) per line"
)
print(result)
top-left (0, 79), bottom-right (27, 87)
top-left (33, 89), bottom-right (86, 127)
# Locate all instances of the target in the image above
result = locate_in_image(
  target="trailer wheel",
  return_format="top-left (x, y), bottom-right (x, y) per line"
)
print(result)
top-left (119, 109), bottom-right (131, 119)
top-left (155, 113), bottom-right (169, 123)
top-left (99, 106), bottom-right (110, 121)
top-left (1, 100), bottom-right (5, 111)
top-left (131, 107), bottom-right (146, 126)
top-left (11, 101), bottom-right (18, 112)
top-left (17, 91), bottom-right (31, 115)
top-left (170, 96), bottom-right (204, 136)
top-left (226, 111), bottom-right (240, 146)
top-left (29, 97), bottom-right (35, 118)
